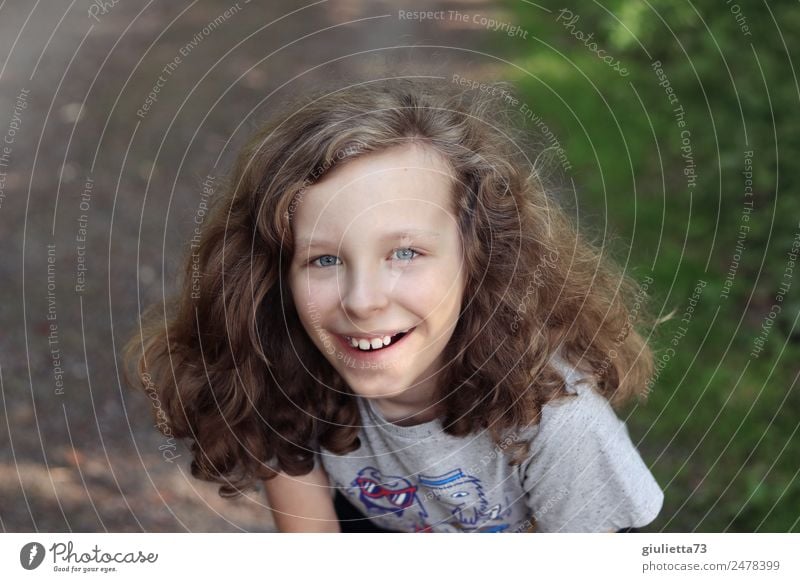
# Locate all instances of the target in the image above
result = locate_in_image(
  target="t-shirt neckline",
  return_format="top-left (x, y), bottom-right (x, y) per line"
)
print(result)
top-left (359, 396), bottom-right (442, 439)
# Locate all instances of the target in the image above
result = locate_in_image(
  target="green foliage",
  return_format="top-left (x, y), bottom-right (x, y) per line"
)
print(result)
top-left (506, 0), bottom-right (799, 531)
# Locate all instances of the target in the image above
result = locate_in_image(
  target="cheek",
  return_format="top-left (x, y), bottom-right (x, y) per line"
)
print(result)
top-left (423, 245), bottom-right (465, 304)
top-left (290, 270), bottom-right (323, 301)
top-left (403, 266), bottom-right (463, 321)
top-left (288, 275), bottom-right (317, 327)
top-left (291, 275), bottom-right (342, 317)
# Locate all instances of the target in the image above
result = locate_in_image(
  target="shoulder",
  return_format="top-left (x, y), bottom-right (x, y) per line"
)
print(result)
top-left (517, 351), bottom-right (606, 442)
top-left (518, 353), bottom-right (664, 532)
top-left (540, 363), bottom-right (618, 438)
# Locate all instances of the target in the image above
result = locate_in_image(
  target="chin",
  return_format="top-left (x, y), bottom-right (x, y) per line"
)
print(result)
top-left (340, 373), bottom-right (408, 398)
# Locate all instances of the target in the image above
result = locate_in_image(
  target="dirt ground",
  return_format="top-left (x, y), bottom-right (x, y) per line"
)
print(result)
top-left (0, 0), bottom-right (510, 531)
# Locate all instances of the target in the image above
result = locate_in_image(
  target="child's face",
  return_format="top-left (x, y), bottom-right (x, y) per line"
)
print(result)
top-left (288, 143), bottom-right (465, 417)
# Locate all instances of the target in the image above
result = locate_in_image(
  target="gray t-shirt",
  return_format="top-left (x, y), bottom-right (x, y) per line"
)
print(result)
top-left (318, 355), bottom-right (664, 532)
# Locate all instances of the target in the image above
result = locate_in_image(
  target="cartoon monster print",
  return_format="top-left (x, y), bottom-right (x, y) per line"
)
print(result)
top-left (351, 467), bottom-right (428, 519)
top-left (418, 469), bottom-right (511, 532)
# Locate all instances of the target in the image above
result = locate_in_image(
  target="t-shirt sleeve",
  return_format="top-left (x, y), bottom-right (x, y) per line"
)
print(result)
top-left (520, 376), bottom-right (664, 532)
top-left (310, 437), bottom-right (339, 499)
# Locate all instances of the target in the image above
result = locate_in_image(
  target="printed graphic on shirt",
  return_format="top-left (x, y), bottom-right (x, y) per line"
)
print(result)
top-left (352, 467), bottom-right (428, 519)
top-left (418, 469), bottom-right (512, 532)
top-left (349, 466), bottom-right (512, 532)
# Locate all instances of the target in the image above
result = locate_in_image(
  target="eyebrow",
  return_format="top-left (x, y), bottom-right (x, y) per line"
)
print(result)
top-left (295, 229), bottom-right (441, 252)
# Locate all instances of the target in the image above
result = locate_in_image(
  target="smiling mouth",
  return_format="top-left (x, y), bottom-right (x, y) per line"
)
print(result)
top-left (340, 327), bottom-right (416, 353)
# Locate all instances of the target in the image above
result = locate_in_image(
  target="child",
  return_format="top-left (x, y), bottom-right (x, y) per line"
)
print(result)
top-left (125, 78), bottom-right (664, 533)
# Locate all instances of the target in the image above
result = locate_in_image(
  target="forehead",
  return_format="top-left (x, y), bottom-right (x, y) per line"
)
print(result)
top-left (291, 143), bottom-right (457, 240)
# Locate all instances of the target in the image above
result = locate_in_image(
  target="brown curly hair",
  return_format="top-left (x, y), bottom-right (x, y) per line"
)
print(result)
top-left (123, 78), bottom-right (659, 498)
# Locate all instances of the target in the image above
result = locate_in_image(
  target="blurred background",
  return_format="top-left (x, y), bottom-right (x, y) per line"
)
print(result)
top-left (0, 0), bottom-right (797, 532)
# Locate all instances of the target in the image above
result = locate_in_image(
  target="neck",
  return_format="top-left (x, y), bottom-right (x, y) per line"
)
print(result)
top-left (373, 399), bottom-right (440, 426)
top-left (370, 374), bottom-right (441, 426)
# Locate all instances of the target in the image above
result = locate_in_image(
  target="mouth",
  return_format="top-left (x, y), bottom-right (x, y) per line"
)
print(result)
top-left (336, 327), bottom-right (417, 358)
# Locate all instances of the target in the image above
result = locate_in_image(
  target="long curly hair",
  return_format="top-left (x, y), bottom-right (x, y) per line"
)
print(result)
top-left (123, 78), bottom-right (660, 498)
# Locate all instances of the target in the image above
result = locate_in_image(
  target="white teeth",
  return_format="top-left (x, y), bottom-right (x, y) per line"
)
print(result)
top-left (345, 333), bottom-right (397, 351)
top-left (343, 328), bottom-right (415, 352)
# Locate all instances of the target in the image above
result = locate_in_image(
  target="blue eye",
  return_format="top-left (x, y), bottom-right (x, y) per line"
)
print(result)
top-left (393, 248), bottom-right (420, 262)
top-left (310, 248), bottom-right (421, 268)
top-left (311, 255), bottom-right (341, 268)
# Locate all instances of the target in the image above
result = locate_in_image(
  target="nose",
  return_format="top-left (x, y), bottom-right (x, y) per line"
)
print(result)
top-left (341, 263), bottom-right (391, 320)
